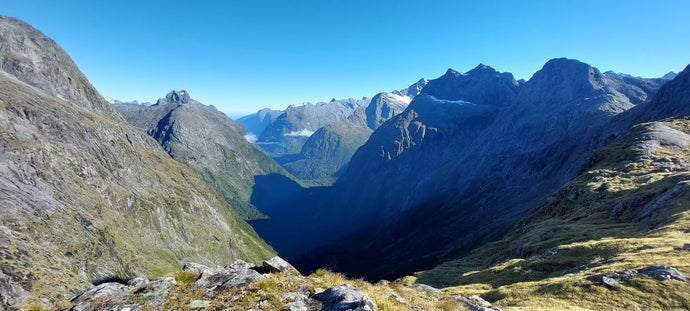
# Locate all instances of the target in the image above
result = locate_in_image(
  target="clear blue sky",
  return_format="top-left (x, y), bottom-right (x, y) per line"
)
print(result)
top-left (4, 0), bottom-right (689, 117)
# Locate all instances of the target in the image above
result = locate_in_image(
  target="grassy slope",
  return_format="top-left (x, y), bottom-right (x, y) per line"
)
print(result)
top-left (415, 118), bottom-right (690, 310)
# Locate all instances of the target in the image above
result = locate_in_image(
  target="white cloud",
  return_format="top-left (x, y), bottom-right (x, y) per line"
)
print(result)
top-left (244, 133), bottom-right (258, 143)
top-left (283, 129), bottom-right (315, 137)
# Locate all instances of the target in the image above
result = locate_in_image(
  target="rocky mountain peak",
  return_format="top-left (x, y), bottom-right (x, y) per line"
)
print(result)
top-left (663, 71), bottom-right (679, 80)
top-left (467, 63), bottom-right (492, 73)
top-left (518, 58), bottom-right (608, 108)
top-left (420, 63), bottom-right (519, 105)
top-left (392, 78), bottom-right (429, 99)
top-left (444, 68), bottom-right (462, 77)
top-left (156, 89), bottom-right (193, 105)
top-left (365, 92), bottom-right (412, 130)
top-left (535, 57), bottom-right (601, 85)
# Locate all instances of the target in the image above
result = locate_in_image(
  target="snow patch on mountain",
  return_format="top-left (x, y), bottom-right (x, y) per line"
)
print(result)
top-left (382, 92), bottom-right (412, 104)
top-left (428, 94), bottom-right (473, 105)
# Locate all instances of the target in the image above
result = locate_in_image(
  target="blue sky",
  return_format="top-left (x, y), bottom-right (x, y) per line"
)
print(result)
top-left (3, 0), bottom-right (690, 117)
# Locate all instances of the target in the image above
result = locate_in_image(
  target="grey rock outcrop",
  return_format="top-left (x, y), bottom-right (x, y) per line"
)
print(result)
top-left (282, 290), bottom-right (322, 311)
top-left (262, 256), bottom-right (301, 275)
top-left (314, 284), bottom-right (377, 311)
top-left (69, 283), bottom-right (129, 311)
top-left (127, 276), bottom-right (150, 288)
top-left (588, 265), bottom-right (686, 287)
top-left (586, 275), bottom-right (621, 288)
top-left (637, 265), bottom-right (687, 282)
top-left (195, 264), bottom-right (266, 292)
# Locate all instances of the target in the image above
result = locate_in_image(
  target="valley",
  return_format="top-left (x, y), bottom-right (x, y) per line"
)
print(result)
top-left (1, 8), bottom-right (689, 311)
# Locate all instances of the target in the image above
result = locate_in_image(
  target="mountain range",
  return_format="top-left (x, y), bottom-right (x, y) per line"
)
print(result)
top-left (1, 14), bottom-right (690, 310)
top-left (251, 58), bottom-right (673, 281)
top-left (237, 79), bottom-right (428, 183)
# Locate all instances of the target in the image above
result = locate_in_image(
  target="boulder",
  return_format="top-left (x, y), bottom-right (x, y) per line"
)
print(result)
top-left (587, 274), bottom-right (622, 287)
top-left (127, 276), bottom-right (149, 288)
top-left (196, 268), bottom-right (234, 290)
top-left (196, 266), bottom-right (265, 292)
top-left (217, 269), bottom-right (265, 291)
top-left (227, 259), bottom-right (254, 271)
top-left (69, 282), bottom-right (128, 311)
top-left (281, 291), bottom-right (322, 311)
top-left (147, 277), bottom-right (177, 290)
top-left (637, 265), bottom-right (687, 282)
top-left (314, 284), bottom-right (377, 311)
top-left (262, 256), bottom-right (300, 275)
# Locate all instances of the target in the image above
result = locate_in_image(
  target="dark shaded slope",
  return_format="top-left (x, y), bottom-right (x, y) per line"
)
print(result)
top-left (281, 59), bottom-right (667, 280)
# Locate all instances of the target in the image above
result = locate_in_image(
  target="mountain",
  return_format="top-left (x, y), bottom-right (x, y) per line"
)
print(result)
top-left (113, 90), bottom-right (290, 220)
top-left (393, 78), bottom-right (428, 98)
top-left (663, 71), bottom-right (678, 80)
top-left (0, 16), bottom-right (274, 309)
top-left (252, 59), bottom-right (670, 281)
top-left (255, 97), bottom-right (371, 156)
top-left (277, 91), bottom-right (417, 182)
top-left (235, 108), bottom-right (283, 141)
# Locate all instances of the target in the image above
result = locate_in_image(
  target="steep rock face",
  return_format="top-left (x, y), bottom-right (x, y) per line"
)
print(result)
top-left (0, 16), bottom-right (273, 308)
top-left (257, 97), bottom-right (370, 156)
top-left (339, 64), bottom-right (521, 217)
top-left (0, 16), bottom-right (117, 117)
top-left (278, 92), bottom-right (414, 182)
top-left (271, 59), bottom-right (668, 280)
top-left (365, 92), bottom-right (412, 130)
top-left (114, 91), bottom-right (289, 220)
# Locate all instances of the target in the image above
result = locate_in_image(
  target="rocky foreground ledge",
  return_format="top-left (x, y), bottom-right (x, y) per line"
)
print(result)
top-left (63, 256), bottom-right (503, 311)
top-left (63, 254), bottom-right (687, 311)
